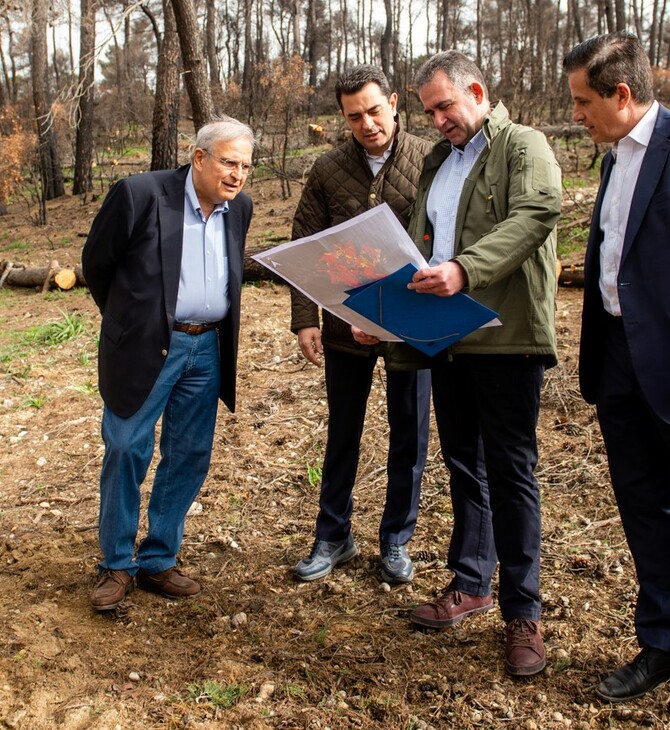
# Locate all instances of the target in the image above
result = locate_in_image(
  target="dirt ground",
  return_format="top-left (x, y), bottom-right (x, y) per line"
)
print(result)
top-left (0, 174), bottom-right (668, 730)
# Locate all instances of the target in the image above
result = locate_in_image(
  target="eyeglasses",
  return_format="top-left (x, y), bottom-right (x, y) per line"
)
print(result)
top-left (202, 149), bottom-right (255, 174)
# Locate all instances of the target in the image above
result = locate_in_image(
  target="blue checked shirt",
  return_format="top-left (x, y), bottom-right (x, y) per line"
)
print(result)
top-left (427, 130), bottom-right (487, 265)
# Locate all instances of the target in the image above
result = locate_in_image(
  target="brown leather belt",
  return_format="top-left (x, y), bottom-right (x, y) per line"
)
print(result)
top-left (173, 321), bottom-right (221, 335)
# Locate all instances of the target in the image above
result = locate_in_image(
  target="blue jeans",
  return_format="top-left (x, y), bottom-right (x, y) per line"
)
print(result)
top-left (97, 329), bottom-right (220, 575)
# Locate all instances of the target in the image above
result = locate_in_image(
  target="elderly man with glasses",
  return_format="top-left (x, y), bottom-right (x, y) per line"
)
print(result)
top-left (83, 115), bottom-right (254, 612)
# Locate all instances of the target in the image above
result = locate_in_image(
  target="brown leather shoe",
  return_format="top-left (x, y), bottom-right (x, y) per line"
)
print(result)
top-left (136, 567), bottom-right (201, 598)
top-left (504, 618), bottom-right (546, 676)
top-left (410, 586), bottom-right (493, 628)
top-left (90, 570), bottom-right (134, 611)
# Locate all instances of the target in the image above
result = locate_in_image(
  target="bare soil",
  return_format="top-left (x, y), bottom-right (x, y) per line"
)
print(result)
top-left (0, 175), bottom-right (668, 730)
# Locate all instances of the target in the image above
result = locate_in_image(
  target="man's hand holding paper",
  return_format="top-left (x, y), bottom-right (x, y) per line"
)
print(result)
top-left (252, 204), bottom-right (499, 354)
top-left (408, 261), bottom-right (468, 297)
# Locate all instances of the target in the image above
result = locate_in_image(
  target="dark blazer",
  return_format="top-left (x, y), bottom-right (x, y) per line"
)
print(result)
top-left (82, 165), bottom-right (253, 418)
top-left (579, 104), bottom-right (670, 423)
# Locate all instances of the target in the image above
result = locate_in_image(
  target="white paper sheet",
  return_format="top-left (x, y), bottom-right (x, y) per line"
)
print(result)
top-left (252, 204), bottom-right (429, 340)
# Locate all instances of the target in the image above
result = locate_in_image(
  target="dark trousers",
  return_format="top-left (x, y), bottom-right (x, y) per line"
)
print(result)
top-left (315, 346), bottom-right (431, 545)
top-left (431, 354), bottom-right (545, 621)
top-left (596, 317), bottom-right (670, 651)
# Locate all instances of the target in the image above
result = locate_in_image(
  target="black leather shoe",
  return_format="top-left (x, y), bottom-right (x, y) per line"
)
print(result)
top-left (596, 648), bottom-right (670, 702)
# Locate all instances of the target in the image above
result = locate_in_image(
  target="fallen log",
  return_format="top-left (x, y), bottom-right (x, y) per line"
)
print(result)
top-left (243, 242), bottom-right (289, 284)
top-left (558, 264), bottom-right (585, 287)
top-left (1, 249), bottom-right (286, 293)
top-left (0, 260), bottom-right (86, 291)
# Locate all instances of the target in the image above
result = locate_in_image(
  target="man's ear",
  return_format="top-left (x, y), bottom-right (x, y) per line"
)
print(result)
top-left (388, 91), bottom-right (399, 112)
top-left (470, 82), bottom-right (485, 104)
top-left (192, 147), bottom-right (206, 169)
top-left (615, 82), bottom-right (633, 109)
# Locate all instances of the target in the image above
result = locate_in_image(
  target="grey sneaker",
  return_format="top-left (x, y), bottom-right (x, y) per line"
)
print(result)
top-left (380, 542), bottom-right (414, 583)
top-left (293, 535), bottom-right (358, 581)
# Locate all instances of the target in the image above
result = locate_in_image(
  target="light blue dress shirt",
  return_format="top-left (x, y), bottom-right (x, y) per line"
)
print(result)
top-left (175, 168), bottom-right (230, 323)
top-left (427, 130), bottom-right (487, 265)
top-left (365, 141), bottom-right (394, 176)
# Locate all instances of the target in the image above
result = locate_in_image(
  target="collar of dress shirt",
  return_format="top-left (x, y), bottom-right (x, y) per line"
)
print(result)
top-left (612, 100), bottom-right (658, 158)
top-left (452, 128), bottom-right (487, 157)
top-left (365, 139), bottom-right (395, 167)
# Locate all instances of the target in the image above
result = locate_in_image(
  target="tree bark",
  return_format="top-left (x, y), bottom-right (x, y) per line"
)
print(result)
top-left (170, 0), bottom-right (214, 132)
top-left (614, 0), bottom-right (626, 30)
top-left (151, 0), bottom-right (181, 170)
top-left (30, 0), bottom-right (65, 208)
top-left (205, 0), bottom-right (225, 112)
top-left (380, 0), bottom-right (392, 77)
top-left (73, 0), bottom-right (96, 194)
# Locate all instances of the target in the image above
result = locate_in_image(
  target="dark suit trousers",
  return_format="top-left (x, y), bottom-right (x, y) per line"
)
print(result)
top-left (431, 354), bottom-right (545, 621)
top-left (315, 346), bottom-right (430, 545)
top-left (596, 316), bottom-right (670, 651)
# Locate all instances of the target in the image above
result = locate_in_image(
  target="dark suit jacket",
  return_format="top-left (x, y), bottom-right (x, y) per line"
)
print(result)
top-left (579, 104), bottom-right (670, 423)
top-left (82, 165), bottom-right (253, 418)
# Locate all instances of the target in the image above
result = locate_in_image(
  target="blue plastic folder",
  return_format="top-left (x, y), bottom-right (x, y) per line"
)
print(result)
top-left (343, 263), bottom-right (499, 356)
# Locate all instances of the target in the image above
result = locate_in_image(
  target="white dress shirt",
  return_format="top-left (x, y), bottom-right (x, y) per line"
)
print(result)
top-left (599, 100), bottom-right (658, 316)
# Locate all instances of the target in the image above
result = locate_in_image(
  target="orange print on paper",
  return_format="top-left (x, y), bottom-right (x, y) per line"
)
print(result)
top-left (316, 242), bottom-right (386, 287)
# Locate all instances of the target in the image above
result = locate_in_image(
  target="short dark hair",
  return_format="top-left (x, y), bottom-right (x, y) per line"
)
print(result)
top-left (414, 51), bottom-right (489, 98)
top-left (563, 32), bottom-right (653, 104)
top-left (335, 65), bottom-right (392, 109)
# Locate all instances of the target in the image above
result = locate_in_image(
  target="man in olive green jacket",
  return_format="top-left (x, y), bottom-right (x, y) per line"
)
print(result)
top-left (360, 52), bottom-right (561, 676)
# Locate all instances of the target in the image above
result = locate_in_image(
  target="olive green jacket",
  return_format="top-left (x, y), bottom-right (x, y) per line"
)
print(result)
top-left (386, 101), bottom-right (562, 370)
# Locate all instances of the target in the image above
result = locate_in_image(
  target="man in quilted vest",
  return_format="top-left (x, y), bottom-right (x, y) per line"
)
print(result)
top-left (290, 65), bottom-right (432, 584)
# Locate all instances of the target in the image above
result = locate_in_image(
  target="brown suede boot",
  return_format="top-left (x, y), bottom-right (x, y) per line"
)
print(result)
top-left (90, 570), bottom-right (134, 612)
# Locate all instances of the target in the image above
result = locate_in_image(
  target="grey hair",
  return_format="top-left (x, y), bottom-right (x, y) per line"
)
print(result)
top-left (193, 115), bottom-right (256, 158)
top-left (414, 51), bottom-right (489, 98)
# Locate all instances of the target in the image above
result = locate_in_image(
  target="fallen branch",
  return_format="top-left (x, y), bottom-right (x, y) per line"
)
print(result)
top-left (560, 215), bottom-right (591, 231)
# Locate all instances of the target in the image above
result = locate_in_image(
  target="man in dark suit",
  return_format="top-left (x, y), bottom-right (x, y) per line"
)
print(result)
top-left (565, 32), bottom-right (670, 701)
top-left (82, 116), bottom-right (254, 612)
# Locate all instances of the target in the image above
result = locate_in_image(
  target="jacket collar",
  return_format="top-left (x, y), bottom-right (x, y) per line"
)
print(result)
top-left (621, 104), bottom-right (670, 259)
top-left (481, 101), bottom-right (512, 144)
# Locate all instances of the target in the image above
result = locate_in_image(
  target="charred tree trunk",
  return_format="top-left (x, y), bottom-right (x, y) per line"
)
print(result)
top-left (170, 0), bottom-right (214, 131)
top-left (30, 0), bottom-right (65, 212)
top-left (151, 0), bottom-right (181, 170)
top-left (73, 0), bottom-right (95, 194)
